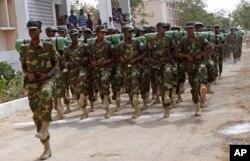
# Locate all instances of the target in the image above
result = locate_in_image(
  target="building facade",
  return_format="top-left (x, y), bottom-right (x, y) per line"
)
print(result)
top-left (135, 0), bottom-right (180, 27)
top-left (0, 0), bottom-right (70, 71)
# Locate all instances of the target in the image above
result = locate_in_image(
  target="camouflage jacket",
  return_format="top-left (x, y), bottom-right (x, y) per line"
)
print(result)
top-left (19, 41), bottom-right (57, 76)
top-left (148, 34), bottom-right (176, 65)
top-left (177, 35), bottom-right (212, 64)
top-left (87, 39), bottom-right (112, 68)
top-left (64, 43), bottom-right (81, 77)
top-left (116, 39), bottom-right (144, 62)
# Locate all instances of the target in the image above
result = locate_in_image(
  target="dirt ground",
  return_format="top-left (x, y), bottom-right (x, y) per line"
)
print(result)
top-left (0, 48), bottom-right (250, 161)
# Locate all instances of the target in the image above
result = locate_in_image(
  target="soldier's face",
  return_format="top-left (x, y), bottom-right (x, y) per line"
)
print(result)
top-left (70, 34), bottom-right (78, 42)
top-left (186, 27), bottom-right (195, 35)
top-left (58, 31), bottom-right (66, 37)
top-left (124, 31), bottom-right (133, 39)
top-left (96, 31), bottom-right (105, 39)
top-left (157, 26), bottom-right (166, 34)
top-left (29, 28), bottom-right (40, 39)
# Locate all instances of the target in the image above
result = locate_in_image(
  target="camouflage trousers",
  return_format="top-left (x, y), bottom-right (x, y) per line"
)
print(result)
top-left (224, 44), bottom-right (230, 59)
top-left (92, 67), bottom-right (112, 99)
top-left (139, 64), bottom-right (151, 99)
top-left (205, 58), bottom-right (216, 83)
top-left (177, 61), bottom-right (186, 84)
top-left (217, 50), bottom-right (224, 74)
top-left (151, 63), bottom-right (177, 108)
top-left (123, 64), bottom-right (141, 100)
top-left (111, 63), bottom-right (123, 100)
top-left (54, 70), bottom-right (70, 109)
top-left (24, 77), bottom-right (55, 144)
top-left (230, 46), bottom-right (241, 60)
top-left (185, 63), bottom-right (207, 104)
top-left (212, 51), bottom-right (219, 77)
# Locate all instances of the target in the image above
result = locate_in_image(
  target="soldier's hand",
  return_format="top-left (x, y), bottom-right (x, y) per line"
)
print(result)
top-left (38, 73), bottom-right (48, 81)
top-left (91, 61), bottom-right (98, 68)
top-left (67, 62), bottom-right (76, 69)
top-left (150, 58), bottom-right (157, 65)
top-left (26, 72), bottom-right (37, 82)
top-left (128, 58), bottom-right (137, 65)
top-left (186, 55), bottom-right (194, 63)
top-left (194, 54), bottom-right (202, 61)
top-left (119, 57), bottom-right (126, 64)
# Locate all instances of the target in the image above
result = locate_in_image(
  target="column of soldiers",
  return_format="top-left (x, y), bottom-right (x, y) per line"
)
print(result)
top-left (19, 20), bottom-right (243, 160)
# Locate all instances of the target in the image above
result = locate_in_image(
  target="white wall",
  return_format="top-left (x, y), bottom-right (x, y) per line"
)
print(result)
top-left (14, 0), bottom-right (29, 39)
top-left (0, 50), bottom-right (22, 71)
top-left (98, 0), bottom-right (113, 27)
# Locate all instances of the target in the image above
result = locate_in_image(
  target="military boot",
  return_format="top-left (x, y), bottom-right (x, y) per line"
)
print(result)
top-left (195, 103), bottom-right (201, 116)
top-left (177, 93), bottom-right (183, 103)
top-left (200, 83), bottom-right (207, 106)
top-left (78, 93), bottom-right (87, 107)
top-left (207, 82), bottom-right (214, 94)
top-left (115, 91), bottom-right (121, 112)
top-left (163, 106), bottom-right (170, 118)
top-left (40, 141), bottom-right (52, 160)
top-left (141, 98), bottom-right (148, 110)
top-left (90, 101), bottom-right (95, 112)
top-left (132, 94), bottom-right (141, 118)
top-left (35, 121), bottom-right (50, 140)
top-left (80, 107), bottom-right (88, 120)
top-left (64, 104), bottom-right (71, 114)
top-left (154, 86), bottom-right (161, 104)
top-left (218, 73), bottom-right (222, 79)
top-left (56, 98), bottom-right (64, 120)
top-left (146, 92), bottom-right (151, 103)
top-left (179, 83), bottom-right (185, 94)
top-left (94, 92), bottom-right (99, 101)
top-left (171, 87), bottom-right (178, 108)
top-left (103, 95), bottom-right (110, 119)
top-left (164, 90), bottom-right (171, 106)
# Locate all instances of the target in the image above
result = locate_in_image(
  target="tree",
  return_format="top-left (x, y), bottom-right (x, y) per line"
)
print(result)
top-left (178, 0), bottom-right (230, 29)
top-left (232, 0), bottom-right (250, 30)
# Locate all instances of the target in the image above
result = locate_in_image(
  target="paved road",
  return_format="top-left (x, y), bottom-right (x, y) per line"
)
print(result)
top-left (0, 49), bottom-right (250, 161)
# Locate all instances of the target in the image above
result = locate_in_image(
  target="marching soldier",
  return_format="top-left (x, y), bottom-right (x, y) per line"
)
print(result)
top-left (148, 22), bottom-right (177, 118)
top-left (175, 22), bottom-right (213, 116)
top-left (88, 25), bottom-right (114, 119)
top-left (117, 26), bottom-right (146, 118)
top-left (19, 20), bottom-right (58, 160)
top-left (64, 29), bottom-right (88, 119)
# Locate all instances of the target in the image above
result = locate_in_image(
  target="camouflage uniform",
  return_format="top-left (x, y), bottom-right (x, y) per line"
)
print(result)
top-left (117, 37), bottom-right (143, 117)
top-left (87, 29), bottom-right (113, 118)
top-left (228, 32), bottom-right (241, 60)
top-left (19, 41), bottom-right (57, 144)
top-left (177, 35), bottom-right (210, 104)
top-left (148, 32), bottom-right (177, 113)
top-left (214, 33), bottom-right (225, 77)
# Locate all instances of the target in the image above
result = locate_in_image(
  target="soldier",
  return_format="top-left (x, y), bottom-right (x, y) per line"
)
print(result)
top-left (64, 29), bottom-right (88, 119)
top-left (88, 25), bottom-right (114, 119)
top-left (175, 22), bottom-right (213, 116)
top-left (82, 28), bottom-right (93, 44)
top-left (117, 26), bottom-right (146, 118)
top-left (19, 21), bottom-right (58, 160)
top-left (214, 25), bottom-right (225, 79)
top-left (45, 27), bottom-right (57, 38)
top-left (228, 28), bottom-right (241, 63)
top-left (194, 22), bottom-right (216, 94)
top-left (148, 22), bottom-right (177, 118)
top-left (57, 26), bottom-right (67, 38)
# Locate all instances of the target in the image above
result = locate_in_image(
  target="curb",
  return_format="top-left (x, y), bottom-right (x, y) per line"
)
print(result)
top-left (0, 97), bottom-right (29, 119)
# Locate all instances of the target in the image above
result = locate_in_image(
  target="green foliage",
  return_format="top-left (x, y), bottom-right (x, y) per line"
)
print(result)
top-left (179, 0), bottom-right (230, 29)
top-left (0, 62), bottom-right (24, 103)
top-left (232, 0), bottom-right (250, 30)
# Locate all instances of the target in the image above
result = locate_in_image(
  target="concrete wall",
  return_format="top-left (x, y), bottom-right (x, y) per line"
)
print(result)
top-left (134, 0), bottom-right (163, 27)
top-left (0, 50), bottom-right (21, 71)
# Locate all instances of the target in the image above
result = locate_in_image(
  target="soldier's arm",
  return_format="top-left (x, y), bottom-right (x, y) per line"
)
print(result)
top-left (40, 44), bottom-right (59, 80)
top-left (174, 39), bottom-right (189, 61)
top-left (129, 40), bottom-right (145, 64)
top-left (19, 47), bottom-right (37, 82)
top-left (99, 43), bottom-right (113, 66)
top-left (147, 37), bottom-right (157, 64)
